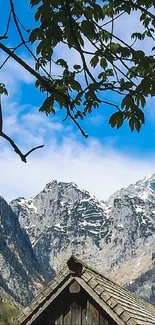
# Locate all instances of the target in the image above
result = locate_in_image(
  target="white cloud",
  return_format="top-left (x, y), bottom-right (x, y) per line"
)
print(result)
top-left (0, 53), bottom-right (34, 97)
top-left (1, 98), bottom-right (69, 149)
top-left (21, 113), bottom-right (63, 131)
top-left (113, 10), bottom-right (154, 53)
top-left (0, 137), bottom-right (155, 203)
top-left (0, 8), bottom-right (155, 205)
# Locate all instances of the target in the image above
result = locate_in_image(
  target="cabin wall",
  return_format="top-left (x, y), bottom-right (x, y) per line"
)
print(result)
top-left (32, 283), bottom-right (117, 325)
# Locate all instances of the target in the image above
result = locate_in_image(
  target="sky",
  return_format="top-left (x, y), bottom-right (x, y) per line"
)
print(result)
top-left (1, 1), bottom-right (155, 202)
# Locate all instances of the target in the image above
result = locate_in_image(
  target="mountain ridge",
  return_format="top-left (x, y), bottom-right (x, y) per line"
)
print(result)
top-left (9, 174), bottom-right (155, 304)
top-left (1, 174), bottom-right (155, 307)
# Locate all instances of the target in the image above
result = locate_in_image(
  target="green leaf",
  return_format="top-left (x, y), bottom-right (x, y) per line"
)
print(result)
top-left (129, 117), bottom-right (141, 132)
top-left (109, 112), bottom-right (123, 129)
top-left (135, 94), bottom-right (146, 108)
top-left (120, 81), bottom-right (133, 90)
top-left (29, 28), bottom-right (41, 43)
top-left (81, 20), bottom-right (95, 38)
top-left (36, 39), bottom-right (53, 59)
top-left (56, 59), bottom-right (68, 69)
top-left (121, 95), bottom-right (134, 109)
top-left (135, 108), bottom-right (145, 124)
top-left (53, 90), bottom-right (66, 108)
top-left (0, 83), bottom-right (8, 95)
top-left (21, 0), bottom-right (155, 137)
top-left (30, 0), bottom-right (41, 7)
top-left (100, 58), bottom-right (107, 69)
top-left (70, 80), bottom-right (82, 91)
top-left (109, 42), bottom-right (120, 53)
top-left (131, 32), bottom-right (144, 40)
top-left (129, 118), bottom-right (134, 131)
top-left (73, 65), bottom-right (81, 70)
top-left (98, 72), bottom-right (106, 80)
top-left (39, 96), bottom-right (55, 115)
top-left (35, 5), bottom-right (43, 21)
top-left (90, 56), bottom-right (99, 68)
top-left (93, 4), bottom-right (104, 21)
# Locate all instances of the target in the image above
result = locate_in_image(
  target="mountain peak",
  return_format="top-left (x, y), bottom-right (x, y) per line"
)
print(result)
top-left (7, 172), bottom-right (155, 306)
top-left (44, 180), bottom-right (79, 190)
top-left (108, 172), bottom-right (155, 204)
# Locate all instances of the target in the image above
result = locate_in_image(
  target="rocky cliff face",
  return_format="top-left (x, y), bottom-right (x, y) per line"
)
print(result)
top-left (10, 175), bottom-right (155, 305)
top-left (0, 196), bottom-right (55, 306)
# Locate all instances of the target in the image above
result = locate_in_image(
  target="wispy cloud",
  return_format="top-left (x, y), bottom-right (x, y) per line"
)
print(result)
top-left (0, 53), bottom-right (34, 96)
top-left (0, 136), bottom-right (155, 203)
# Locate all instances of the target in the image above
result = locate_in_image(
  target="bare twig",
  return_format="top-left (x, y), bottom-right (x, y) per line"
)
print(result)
top-left (4, 10), bottom-right (12, 36)
top-left (24, 145), bottom-right (44, 159)
top-left (9, 0), bottom-right (54, 80)
top-left (0, 9), bottom-right (12, 40)
top-left (0, 41), bottom-right (29, 70)
top-left (122, 0), bottom-right (155, 21)
top-left (100, 99), bottom-right (121, 112)
top-left (0, 36), bottom-right (8, 40)
top-left (10, 0), bottom-right (32, 53)
top-left (64, 0), bottom-right (96, 84)
top-left (65, 106), bottom-right (88, 138)
top-left (15, 14), bottom-right (30, 33)
top-left (0, 97), bottom-right (44, 162)
top-left (1, 131), bottom-right (44, 162)
top-left (0, 96), bottom-right (3, 131)
top-left (101, 11), bottom-right (125, 27)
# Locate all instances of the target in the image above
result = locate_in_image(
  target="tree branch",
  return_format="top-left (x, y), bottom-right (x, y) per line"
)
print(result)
top-left (100, 11), bottom-right (125, 27)
top-left (65, 106), bottom-right (88, 138)
top-left (0, 41), bottom-right (54, 91)
top-left (0, 41), bottom-right (29, 70)
top-left (64, 0), bottom-right (96, 84)
top-left (100, 99), bottom-right (121, 112)
top-left (122, 0), bottom-right (155, 21)
top-left (9, 0), bottom-right (55, 81)
top-left (0, 97), bottom-right (3, 132)
top-left (0, 42), bottom-right (88, 139)
top-left (0, 97), bottom-right (44, 162)
top-left (0, 9), bottom-right (12, 40)
top-left (1, 131), bottom-right (44, 162)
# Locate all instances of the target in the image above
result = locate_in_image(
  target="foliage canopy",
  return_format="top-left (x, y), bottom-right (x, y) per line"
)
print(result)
top-left (0, 299), bottom-right (19, 325)
top-left (0, 0), bottom-right (155, 160)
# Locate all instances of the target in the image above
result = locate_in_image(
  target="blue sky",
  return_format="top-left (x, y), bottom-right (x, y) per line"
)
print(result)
top-left (0, 1), bottom-right (155, 202)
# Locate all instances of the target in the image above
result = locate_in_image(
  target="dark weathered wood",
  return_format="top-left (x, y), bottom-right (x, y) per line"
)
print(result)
top-left (55, 314), bottom-right (63, 325)
top-left (26, 282), bottom-right (118, 325)
top-left (99, 314), bottom-right (108, 325)
top-left (75, 277), bottom-right (125, 325)
top-left (87, 300), bottom-right (99, 325)
top-left (81, 299), bottom-right (87, 325)
top-left (28, 277), bottom-right (73, 325)
top-left (71, 301), bottom-right (81, 325)
top-left (64, 308), bottom-right (71, 325)
top-left (81, 306), bottom-right (87, 325)
top-left (69, 281), bottom-right (81, 293)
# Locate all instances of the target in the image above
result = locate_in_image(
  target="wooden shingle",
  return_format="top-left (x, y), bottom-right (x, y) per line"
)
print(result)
top-left (16, 256), bottom-right (155, 325)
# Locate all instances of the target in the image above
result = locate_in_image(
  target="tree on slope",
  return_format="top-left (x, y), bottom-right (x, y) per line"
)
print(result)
top-left (0, 0), bottom-right (155, 161)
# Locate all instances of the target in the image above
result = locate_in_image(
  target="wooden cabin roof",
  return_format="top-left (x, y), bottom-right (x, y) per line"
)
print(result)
top-left (17, 256), bottom-right (155, 325)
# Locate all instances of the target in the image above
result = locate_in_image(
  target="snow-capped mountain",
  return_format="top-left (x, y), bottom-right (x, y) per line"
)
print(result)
top-left (9, 175), bottom-right (155, 304)
top-left (10, 181), bottom-right (108, 274)
top-left (108, 173), bottom-right (155, 203)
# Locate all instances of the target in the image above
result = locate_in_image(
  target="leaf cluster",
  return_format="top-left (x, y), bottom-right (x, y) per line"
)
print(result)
top-left (28, 0), bottom-right (155, 133)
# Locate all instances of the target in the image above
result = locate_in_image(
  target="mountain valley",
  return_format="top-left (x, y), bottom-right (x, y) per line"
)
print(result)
top-left (1, 174), bottom-right (155, 309)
